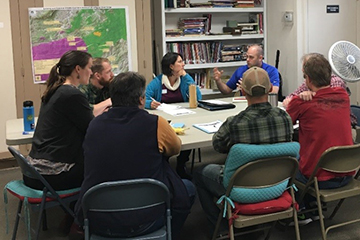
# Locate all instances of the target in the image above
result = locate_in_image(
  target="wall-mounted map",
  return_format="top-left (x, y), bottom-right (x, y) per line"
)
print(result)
top-left (28, 6), bottom-right (131, 83)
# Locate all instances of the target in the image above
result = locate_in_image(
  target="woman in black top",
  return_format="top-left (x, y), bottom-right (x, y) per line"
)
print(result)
top-left (25, 50), bottom-right (94, 191)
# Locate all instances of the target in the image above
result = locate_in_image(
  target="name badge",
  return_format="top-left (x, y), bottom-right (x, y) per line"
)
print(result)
top-left (162, 89), bottom-right (167, 94)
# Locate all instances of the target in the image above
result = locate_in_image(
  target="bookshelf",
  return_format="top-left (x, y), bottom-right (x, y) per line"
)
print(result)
top-left (152, 0), bottom-right (267, 95)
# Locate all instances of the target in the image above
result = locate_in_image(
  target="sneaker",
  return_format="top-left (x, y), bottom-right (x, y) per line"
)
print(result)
top-left (288, 213), bottom-right (313, 226)
top-left (310, 211), bottom-right (324, 221)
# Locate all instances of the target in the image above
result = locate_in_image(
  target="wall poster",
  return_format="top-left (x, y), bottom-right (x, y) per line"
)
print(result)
top-left (28, 6), bottom-right (131, 84)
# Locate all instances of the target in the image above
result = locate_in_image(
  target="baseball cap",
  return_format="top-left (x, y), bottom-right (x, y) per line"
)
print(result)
top-left (241, 67), bottom-right (271, 96)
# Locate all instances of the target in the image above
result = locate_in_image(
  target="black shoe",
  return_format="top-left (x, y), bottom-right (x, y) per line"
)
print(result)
top-left (176, 166), bottom-right (192, 180)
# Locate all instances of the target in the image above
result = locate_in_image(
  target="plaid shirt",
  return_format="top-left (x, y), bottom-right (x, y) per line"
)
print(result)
top-left (78, 83), bottom-right (110, 109)
top-left (213, 102), bottom-right (293, 153)
top-left (287, 74), bottom-right (346, 99)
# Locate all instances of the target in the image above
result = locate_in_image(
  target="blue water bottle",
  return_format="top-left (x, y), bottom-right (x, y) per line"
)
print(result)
top-left (23, 100), bottom-right (35, 132)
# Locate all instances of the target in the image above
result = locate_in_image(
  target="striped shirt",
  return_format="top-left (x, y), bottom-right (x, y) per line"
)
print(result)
top-left (213, 102), bottom-right (293, 153)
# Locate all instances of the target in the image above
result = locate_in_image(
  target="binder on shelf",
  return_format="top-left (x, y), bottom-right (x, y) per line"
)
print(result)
top-left (198, 100), bottom-right (236, 111)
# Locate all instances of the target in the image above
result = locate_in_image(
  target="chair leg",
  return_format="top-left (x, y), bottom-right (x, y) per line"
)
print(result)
top-left (198, 148), bottom-right (201, 163)
top-left (35, 194), bottom-right (47, 240)
top-left (191, 149), bottom-right (196, 174)
top-left (212, 210), bottom-right (224, 240)
top-left (290, 188), bottom-right (301, 240)
top-left (314, 180), bottom-right (327, 240)
top-left (329, 199), bottom-right (345, 220)
top-left (42, 210), bottom-right (48, 231)
top-left (12, 200), bottom-right (23, 240)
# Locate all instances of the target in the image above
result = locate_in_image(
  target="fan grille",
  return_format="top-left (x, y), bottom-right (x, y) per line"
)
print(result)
top-left (329, 41), bottom-right (360, 82)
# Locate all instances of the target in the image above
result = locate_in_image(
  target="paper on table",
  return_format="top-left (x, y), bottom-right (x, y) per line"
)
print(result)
top-left (193, 120), bottom-right (223, 134)
top-left (164, 108), bottom-right (196, 116)
top-left (157, 103), bottom-right (182, 111)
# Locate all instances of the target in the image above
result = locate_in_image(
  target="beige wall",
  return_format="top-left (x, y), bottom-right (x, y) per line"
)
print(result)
top-left (0, 0), bottom-right (17, 157)
top-left (266, 0), bottom-right (299, 97)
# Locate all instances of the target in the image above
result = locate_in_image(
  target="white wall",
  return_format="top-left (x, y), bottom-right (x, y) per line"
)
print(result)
top-left (266, 0), bottom-right (299, 97)
top-left (0, 0), bottom-right (17, 155)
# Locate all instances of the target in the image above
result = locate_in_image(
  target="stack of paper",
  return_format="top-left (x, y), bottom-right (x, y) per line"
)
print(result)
top-left (157, 103), bottom-right (196, 116)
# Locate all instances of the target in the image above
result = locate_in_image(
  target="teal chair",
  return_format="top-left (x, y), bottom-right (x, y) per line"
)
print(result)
top-left (213, 142), bottom-right (301, 240)
top-left (4, 147), bottom-right (80, 240)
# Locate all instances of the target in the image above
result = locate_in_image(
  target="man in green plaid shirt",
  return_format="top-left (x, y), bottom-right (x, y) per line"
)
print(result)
top-left (194, 67), bottom-right (293, 236)
top-left (79, 57), bottom-right (114, 116)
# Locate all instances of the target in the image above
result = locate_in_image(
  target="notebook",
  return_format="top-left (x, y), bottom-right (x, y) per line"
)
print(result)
top-left (193, 120), bottom-right (223, 134)
top-left (198, 100), bottom-right (236, 111)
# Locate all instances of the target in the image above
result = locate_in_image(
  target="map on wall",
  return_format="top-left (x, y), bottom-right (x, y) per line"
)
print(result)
top-left (28, 6), bottom-right (131, 84)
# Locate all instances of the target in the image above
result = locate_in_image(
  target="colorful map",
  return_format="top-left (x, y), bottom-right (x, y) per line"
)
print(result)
top-left (28, 6), bottom-right (130, 83)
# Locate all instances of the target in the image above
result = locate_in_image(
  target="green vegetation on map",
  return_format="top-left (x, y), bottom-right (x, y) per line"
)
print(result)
top-left (66, 9), bottom-right (127, 57)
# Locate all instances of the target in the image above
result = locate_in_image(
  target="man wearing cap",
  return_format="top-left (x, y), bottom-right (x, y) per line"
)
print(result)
top-left (194, 67), bottom-right (293, 236)
top-left (213, 44), bottom-right (280, 94)
top-left (79, 57), bottom-right (114, 116)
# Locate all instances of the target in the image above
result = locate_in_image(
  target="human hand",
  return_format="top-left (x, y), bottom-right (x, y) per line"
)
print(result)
top-left (174, 69), bottom-right (186, 77)
top-left (299, 91), bottom-right (315, 101)
top-left (151, 98), bottom-right (161, 109)
top-left (213, 67), bottom-right (224, 82)
top-left (282, 97), bottom-right (291, 109)
top-left (236, 78), bottom-right (243, 90)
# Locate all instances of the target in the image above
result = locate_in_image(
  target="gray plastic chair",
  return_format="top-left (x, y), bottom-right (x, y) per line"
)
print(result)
top-left (4, 146), bottom-right (80, 240)
top-left (295, 144), bottom-right (360, 240)
top-left (82, 178), bottom-right (171, 240)
top-left (213, 157), bottom-right (300, 240)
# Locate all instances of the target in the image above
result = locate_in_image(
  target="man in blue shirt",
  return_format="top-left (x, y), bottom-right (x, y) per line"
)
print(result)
top-left (213, 44), bottom-right (280, 94)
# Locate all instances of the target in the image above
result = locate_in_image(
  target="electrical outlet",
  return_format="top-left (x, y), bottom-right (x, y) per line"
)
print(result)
top-left (284, 11), bottom-right (293, 22)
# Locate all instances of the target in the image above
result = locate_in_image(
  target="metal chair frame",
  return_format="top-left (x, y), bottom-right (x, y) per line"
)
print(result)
top-left (295, 144), bottom-right (360, 240)
top-left (213, 157), bottom-right (301, 240)
top-left (82, 178), bottom-right (172, 240)
top-left (6, 146), bottom-right (79, 240)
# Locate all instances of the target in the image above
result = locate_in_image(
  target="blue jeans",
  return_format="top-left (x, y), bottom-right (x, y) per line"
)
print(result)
top-left (194, 164), bottom-right (227, 230)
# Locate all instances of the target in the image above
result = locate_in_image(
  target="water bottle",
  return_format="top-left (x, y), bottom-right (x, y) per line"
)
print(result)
top-left (268, 93), bottom-right (278, 107)
top-left (23, 100), bottom-right (35, 132)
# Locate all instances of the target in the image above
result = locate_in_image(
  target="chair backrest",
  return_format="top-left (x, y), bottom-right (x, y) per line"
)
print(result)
top-left (8, 146), bottom-right (58, 196)
top-left (82, 178), bottom-right (171, 238)
top-left (82, 178), bottom-right (170, 213)
top-left (309, 144), bottom-right (360, 179)
top-left (223, 142), bottom-right (300, 187)
top-left (350, 105), bottom-right (360, 127)
top-left (226, 156), bottom-right (299, 197)
top-left (223, 142), bottom-right (300, 203)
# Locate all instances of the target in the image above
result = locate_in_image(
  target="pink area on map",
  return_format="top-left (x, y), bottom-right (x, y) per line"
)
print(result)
top-left (32, 38), bottom-right (87, 82)
top-left (32, 37), bottom-right (87, 60)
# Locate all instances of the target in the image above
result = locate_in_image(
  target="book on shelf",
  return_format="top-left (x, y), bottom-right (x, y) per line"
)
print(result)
top-left (193, 120), bottom-right (223, 134)
top-left (190, 2), bottom-right (213, 7)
